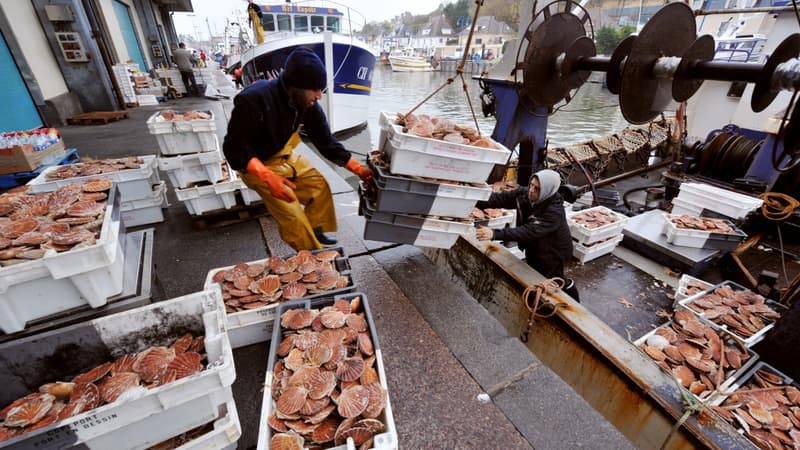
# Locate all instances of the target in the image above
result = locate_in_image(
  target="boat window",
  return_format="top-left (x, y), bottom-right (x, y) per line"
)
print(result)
top-left (326, 16), bottom-right (340, 32)
top-left (277, 14), bottom-right (291, 31)
top-left (294, 15), bottom-right (309, 32)
top-left (261, 14), bottom-right (276, 32)
top-left (311, 15), bottom-right (325, 32)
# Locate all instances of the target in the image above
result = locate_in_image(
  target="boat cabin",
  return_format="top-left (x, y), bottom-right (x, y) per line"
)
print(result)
top-left (257, 4), bottom-right (344, 35)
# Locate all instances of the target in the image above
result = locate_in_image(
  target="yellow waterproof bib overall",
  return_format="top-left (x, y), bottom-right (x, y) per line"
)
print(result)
top-left (239, 131), bottom-right (336, 251)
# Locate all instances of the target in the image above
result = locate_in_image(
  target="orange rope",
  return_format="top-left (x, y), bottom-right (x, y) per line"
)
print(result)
top-left (520, 277), bottom-right (566, 342)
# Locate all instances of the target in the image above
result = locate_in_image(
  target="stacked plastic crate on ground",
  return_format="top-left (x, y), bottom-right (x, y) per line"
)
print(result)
top-left (566, 206), bottom-right (630, 264)
top-left (27, 155), bottom-right (167, 228)
top-left (112, 63), bottom-right (137, 105)
top-left (155, 67), bottom-right (188, 95)
top-left (150, 111), bottom-right (259, 216)
top-left (365, 112), bottom-right (513, 249)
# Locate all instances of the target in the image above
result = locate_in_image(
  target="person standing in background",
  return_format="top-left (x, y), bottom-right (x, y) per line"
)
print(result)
top-left (173, 43), bottom-right (199, 95)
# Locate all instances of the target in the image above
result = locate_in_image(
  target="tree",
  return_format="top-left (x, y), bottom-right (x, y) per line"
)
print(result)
top-left (443, 0), bottom-right (471, 33)
top-left (595, 26), bottom-right (618, 55)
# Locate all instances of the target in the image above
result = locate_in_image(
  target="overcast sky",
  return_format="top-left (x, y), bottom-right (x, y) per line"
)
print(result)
top-left (173, 0), bottom-right (443, 40)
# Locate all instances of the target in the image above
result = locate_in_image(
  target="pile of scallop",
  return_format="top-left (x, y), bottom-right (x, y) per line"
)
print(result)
top-left (669, 215), bottom-right (734, 234)
top-left (0, 182), bottom-right (111, 264)
top-left (156, 110), bottom-right (212, 121)
top-left (269, 296), bottom-right (388, 449)
top-left (395, 113), bottom-right (500, 149)
top-left (46, 156), bottom-right (144, 180)
top-left (569, 208), bottom-right (621, 230)
top-left (683, 284), bottom-right (783, 341)
top-left (711, 365), bottom-right (800, 450)
top-left (638, 310), bottom-right (752, 400)
top-left (0, 334), bottom-right (205, 443)
top-left (209, 249), bottom-right (349, 314)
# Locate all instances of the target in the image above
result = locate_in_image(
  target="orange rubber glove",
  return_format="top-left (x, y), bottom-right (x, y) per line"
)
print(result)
top-left (247, 157), bottom-right (296, 202)
top-left (345, 157), bottom-right (374, 185)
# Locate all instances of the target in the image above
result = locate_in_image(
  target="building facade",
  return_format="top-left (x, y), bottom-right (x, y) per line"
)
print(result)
top-left (0, 0), bottom-right (191, 133)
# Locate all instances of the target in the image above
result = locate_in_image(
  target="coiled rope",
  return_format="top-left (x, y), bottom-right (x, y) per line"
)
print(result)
top-left (520, 277), bottom-right (567, 342)
top-left (758, 192), bottom-right (800, 221)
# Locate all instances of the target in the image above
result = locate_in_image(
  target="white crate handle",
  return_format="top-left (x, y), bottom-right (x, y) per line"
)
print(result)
top-left (171, 121), bottom-right (194, 133)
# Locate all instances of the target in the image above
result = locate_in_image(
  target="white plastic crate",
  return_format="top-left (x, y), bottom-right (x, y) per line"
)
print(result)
top-left (158, 398), bottom-right (241, 450)
top-left (158, 149), bottom-right (224, 189)
top-left (28, 155), bottom-right (161, 202)
top-left (662, 214), bottom-right (746, 251)
top-left (677, 182), bottom-right (763, 220)
top-left (474, 209), bottom-right (516, 229)
top-left (712, 362), bottom-right (794, 407)
top-left (380, 113), bottom-right (510, 184)
top-left (670, 197), bottom-right (704, 216)
top-left (362, 197), bottom-right (473, 249)
top-left (146, 111), bottom-right (218, 155)
top-left (0, 189), bottom-right (124, 334)
top-left (0, 287), bottom-right (237, 449)
top-left (175, 175), bottom-right (239, 216)
top-left (566, 206), bottom-right (629, 245)
top-left (237, 182), bottom-right (263, 206)
top-left (202, 249), bottom-right (355, 349)
top-left (572, 234), bottom-right (623, 264)
top-left (673, 274), bottom-right (713, 306)
top-left (120, 181), bottom-right (168, 227)
top-left (257, 293), bottom-right (398, 450)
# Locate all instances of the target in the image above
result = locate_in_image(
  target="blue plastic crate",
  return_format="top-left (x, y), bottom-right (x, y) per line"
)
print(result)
top-left (0, 149), bottom-right (79, 189)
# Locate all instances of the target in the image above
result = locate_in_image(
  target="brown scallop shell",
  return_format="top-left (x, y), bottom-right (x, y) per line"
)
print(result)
top-left (338, 426), bottom-right (374, 446)
top-left (73, 361), bottom-right (113, 384)
top-left (362, 382), bottom-right (387, 419)
top-left (166, 351), bottom-right (203, 380)
top-left (354, 418), bottom-right (386, 434)
top-left (187, 336), bottom-right (205, 354)
top-left (306, 342), bottom-right (333, 367)
top-left (296, 260), bottom-right (317, 275)
top-left (4, 393), bottom-right (55, 427)
top-left (0, 425), bottom-right (22, 442)
top-left (337, 385), bottom-right (370, 418)
top-left (284, 419), bottom-right (319, 434)
top-left (311, 416), bottom-right (340, 444)
top-left (79, 192), bottom-right (107, 202)
top-left (361, 366), bottom-right (380, 385)
top-left (284, 349), bottom-right (306, 372)
top-left (277, 335), bottom-right (297, 357)
top-left (316, 273), bottom-right (339, 291)
top-left (66, 200), bottom-right (104, 217)
top-left (302, 272), bottom-right (320, 284)
top-left (315, 250), bottom-right (340, 262)
top-left (281, 309), bottom-right (316, 330)
top-left (282, 283), bottom-right (308, 300)
top-left (132, 346), bottom-right (176, 384)
top-left (324, 344), bottom-right (347, 371)
top-left (272, 260), bottom-right (296, 275)
top-left (257, 275), bottom-right (281, 295)
top-left (170, 333), bottom-right (194, 354)
top-left (279, 272), bottom-right (303, 283)
top-left (671, 365), bottom-right (696, 388)
top-left (308, 370), bottom-right (337, 400)
top-left (320, 310), bottom-right (346, 329)
top-left (270, 432), bottom-right (304, 450)
top-left (346, 314), bottom-right (368, 333)
top-left (332, 299), bottom-right (352, 314)
top-left (335, 276), bottom-right (350, 289)
top-left (233, 275), bottom-right (253, 290)
top-left (357, 333), bottom-right (375, 356)
top-left (268, 412), bottom-right (289, 432)
top-left (38, 381), bottom-right (75, 399)
top-left (336, 357), bottom-right (365, 382)
top-left (82, 178), bottom-right (113, 193)
top-left (1, 218), bottom-right (39, 239)
top-left (211, 269), bottom-right (227, 283)
top-left (276, 386), bottom-right (308, 415)
top-left (246, 263), bottom-right (265, 278)
top-left (98, 372), bottom-right (140, 404)
top-left (68, 382), bottom-right (100, 411)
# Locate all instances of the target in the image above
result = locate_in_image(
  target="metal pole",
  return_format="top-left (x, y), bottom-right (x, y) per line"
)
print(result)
top-left (695, 6), bottom-right (794, 15)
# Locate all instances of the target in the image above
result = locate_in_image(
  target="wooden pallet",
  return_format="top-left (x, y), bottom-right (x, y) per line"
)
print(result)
top-left (190, 202), bottom-right (269, 230)
top-left (66, 110), bottom-right (129, 125)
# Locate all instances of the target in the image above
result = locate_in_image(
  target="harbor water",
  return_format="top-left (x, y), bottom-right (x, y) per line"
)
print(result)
top-left (340, 64), bottom-right (629, 154)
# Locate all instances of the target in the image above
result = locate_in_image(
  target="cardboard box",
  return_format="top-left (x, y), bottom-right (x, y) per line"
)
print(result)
top-left (0, 140), bottom-right (66, 175)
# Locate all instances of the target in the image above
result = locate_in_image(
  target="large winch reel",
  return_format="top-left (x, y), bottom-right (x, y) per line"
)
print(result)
top-left (517, 1), bottom-right (800, 125)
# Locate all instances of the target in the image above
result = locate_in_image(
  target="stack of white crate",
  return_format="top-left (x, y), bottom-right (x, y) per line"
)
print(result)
top-left (112, 63), bottom-right (137, 105)
top-left (194, 68), bottom-right (216, 93)
top-left (156, 67), bottom-right (187, 94)
top-left (566, 206), bottom-right (630, 264)
top-left (149, 111), bottom-right (259, 215)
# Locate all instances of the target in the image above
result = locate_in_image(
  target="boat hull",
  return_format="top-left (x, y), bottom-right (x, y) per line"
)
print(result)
top-left (388, 56), bottom-right (433, 72)
top-left (241, 35), bottom-right (375, 133)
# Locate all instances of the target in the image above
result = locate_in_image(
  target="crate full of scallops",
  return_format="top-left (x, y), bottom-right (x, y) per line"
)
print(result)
top-left (257, 293), bottom-right (397, 450)
top-left (378, 112), bottom-right (510, 184)
top-left (0, 287), bottom-right (238, 449)
top-left (203, 247), bottom-right (355, 349)
top-left (708, 362), bottom-right (800, 450)
top-left (27, 156), bottom-right (161, 202)
top-left (566, 206), bottom-right (628, 263)
top-left (662, 214), bottom-right (747, 251)
top-left (0, 183), bottom-right (124, 334)
top-left (146, 110), bottom-right (218, 156)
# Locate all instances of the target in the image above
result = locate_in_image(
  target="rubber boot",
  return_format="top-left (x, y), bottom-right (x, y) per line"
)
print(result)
top-left (564, 278), bottom-right (580, 302)
top-left (313, 227), bottom-right (337, 247)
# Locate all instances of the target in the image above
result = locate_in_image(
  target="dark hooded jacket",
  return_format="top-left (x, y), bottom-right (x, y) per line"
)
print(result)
top-left (476, 183), bottom-right (573, 279)
top-left (222, 77), bottom-right (351, 171)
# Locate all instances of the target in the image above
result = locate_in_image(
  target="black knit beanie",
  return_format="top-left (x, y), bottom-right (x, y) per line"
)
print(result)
top-left (282, 48), bottom-right (327, 90)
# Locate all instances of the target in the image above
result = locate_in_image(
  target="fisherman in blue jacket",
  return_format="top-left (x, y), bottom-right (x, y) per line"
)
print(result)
top-left (223, 48), bottom-right (373, 251)
top-left (475, 169), bottom-right (580, 301)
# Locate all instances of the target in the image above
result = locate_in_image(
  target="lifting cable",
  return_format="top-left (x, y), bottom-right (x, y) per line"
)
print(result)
top-left (758, 192), bottom-right (800, 299)
top-left (520, 277), bottom-right (566, 342)
top-left (400, 0), bottom-right (485, 136)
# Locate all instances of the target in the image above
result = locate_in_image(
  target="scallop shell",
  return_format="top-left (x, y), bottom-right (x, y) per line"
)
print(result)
top-left (320, 310), bottom-right (346, 329)
top-left (1, 218), bottom-right (39, 239)
top-left (302, 272), bottom-right (320, 283)
top-left (315, 250), bottom-right (340, 262)
top-left (306, 342), bottom-right (333, 367)
top-left (284, 348), bottom-right (306, 371)
top-left (297, 260), bottom-right (317, 275)
top-left (284, 419), bottom-right (319, 435)
top-left (337, 385), bottom-right (370, 418)
top-left (277, 335), bottom-right (297, 357)
top-left (273, 260), bottom-right (296, 275)
top-left (0, 425), bottom-right (22, 442)
top-left (316, 273), bottom-right (339, 291)
top-left (671, 365), bottom-right (696, 388)
top-left (267, 256), bottom-right (285, 272)
top-left (279, 271), bottom-right (303, 283)
top-left (361, 366), bottom-right (380, 385)
top-left (66, 200), bottom-right (104, 217)
top-left (187, 336), bottom-right (205, 354)
top-left (300, 396), bottom-right (332, 416)
top-left (311, 416), bottom-right (340, 444)
top-left (333, 299), bottom-right (352, 314)
top-left (270, 432), bottom-right (304, 450)
top-left (98, 372), bottom-right (140, 404)
top-left (335, 275), bottom-right (350, 289)
top-left (26, 413), bottom-right (59, 432)
top-left (288, 366), bottom-right (319, 388)
top-left (281, 309), bottom-right (316, 330)
top-left (58, 383), bottom-right (99, 420)
top-left (170, 333), bottom-right (194, 354)
top-left (336, 357), bottom-right (365, 382)
top-left (324, 344), bottom-right (347, 371)
top-left (4, 393), bottom-right (55, 427)
top-left (82, 178), bottom-right (113, 193)
top-left (79, 192), bottom-right (107, 202)
top-left (268, 412), bottom-right (289, 432)
top-left (246, 263), bottom-right (265, 278)
top-left (362, 382), bottom-right (387, 419)
top-left (166, 351), bottom-right (203, 380)
top-left (747, 402), bottom-right (774, 424)
top-left (354, 418), bottom-right (386, 434)
top-left (308, 370), bottom-right (337, 400)
top-left (320, 328), bottom-right (347, 346)
top-left (294, 330), bottom-right (320, 350)
top-left (337, 426), bottom-right (374, 446)
top-left (234, 275), bottom-right (253, 290)
top-left (357, 333), bottom-right (374, 356)
top-left (282, 283), bottom-right (308, 300)
top-left (51, 229), bottom-right (95, 246)
top-left (73, 361), bottom-right (113, 384)
top-left (276, 386), bottom-right (308, 415)
top-left (132, 346), bottom-right (176, 383)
